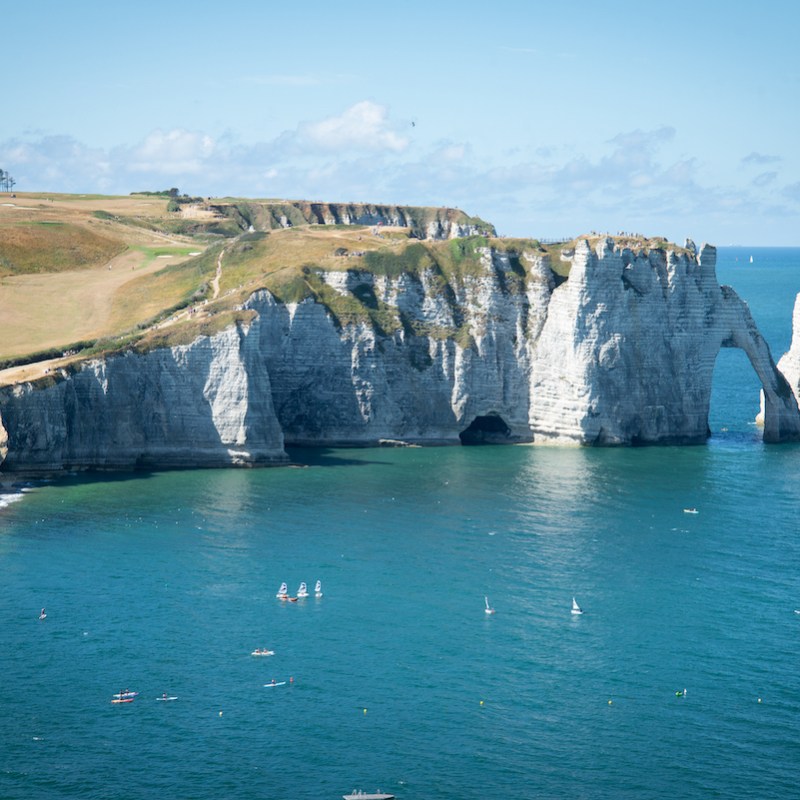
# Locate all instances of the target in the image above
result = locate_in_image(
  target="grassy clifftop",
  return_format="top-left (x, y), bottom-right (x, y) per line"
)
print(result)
top-left (0, 192), bottom-right (685, 384)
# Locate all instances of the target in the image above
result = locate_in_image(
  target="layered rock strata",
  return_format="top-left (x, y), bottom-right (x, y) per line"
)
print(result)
top-left (0, 326), bottom-right (287, 472)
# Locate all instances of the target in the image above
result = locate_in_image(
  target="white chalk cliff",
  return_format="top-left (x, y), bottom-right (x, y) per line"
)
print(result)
top-left (1, 237), bottom-right (798, 473)
top-left (773, 293), bottom-right (800, 414)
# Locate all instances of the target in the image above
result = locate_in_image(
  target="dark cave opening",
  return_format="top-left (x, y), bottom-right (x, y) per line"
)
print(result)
top-left (459, 414), bottom-right (512, 445)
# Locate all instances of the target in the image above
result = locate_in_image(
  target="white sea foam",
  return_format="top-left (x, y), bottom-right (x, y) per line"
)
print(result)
top-left (0, 492), bottom-right (25, 510)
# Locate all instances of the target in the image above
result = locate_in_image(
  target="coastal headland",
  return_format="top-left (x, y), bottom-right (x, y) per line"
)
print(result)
top-left (1, 192), bottom-right (799, 474)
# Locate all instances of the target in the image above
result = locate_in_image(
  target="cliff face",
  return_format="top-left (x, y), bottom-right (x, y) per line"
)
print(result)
top-left (0, 326), bottom-right (286, 472)
top-left (246, 247), bottom-right (548, 445)
top-left (775, 293), bottom-right (800, 410)
top-left (2, 238), bottom-right (798, 473)
top-left (210, 201), bottom-right (496, 240)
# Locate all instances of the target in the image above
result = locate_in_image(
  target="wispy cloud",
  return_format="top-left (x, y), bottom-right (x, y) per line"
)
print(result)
top-left (752, 171), bottom-right (778, 187)
top-left (741, 151), bottom-right (782, 165)
top-left (782, 182), bottom-right (800, 202)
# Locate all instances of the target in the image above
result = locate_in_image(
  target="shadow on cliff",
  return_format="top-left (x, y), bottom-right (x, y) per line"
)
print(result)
top-left (286, 446), bottom-right (394, 468)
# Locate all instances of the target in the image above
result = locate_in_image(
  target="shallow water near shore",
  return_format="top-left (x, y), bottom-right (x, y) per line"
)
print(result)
top-left (1, 247), bottom-right (800, 800)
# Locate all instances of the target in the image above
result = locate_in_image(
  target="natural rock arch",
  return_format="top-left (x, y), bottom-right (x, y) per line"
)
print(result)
top-left (529, 239), bottom-right (800, 444)
top-left (717, 288), bottom-right (800, 442)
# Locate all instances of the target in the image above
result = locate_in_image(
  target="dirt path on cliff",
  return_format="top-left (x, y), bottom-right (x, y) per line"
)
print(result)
top-left (210, 248), bottom-right (224, 300)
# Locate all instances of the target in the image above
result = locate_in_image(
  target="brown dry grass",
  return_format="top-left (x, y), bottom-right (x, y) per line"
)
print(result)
top-left (0, 221), bottom-right (126, 274)
top-left (0, 194), bottom-right (208, 361)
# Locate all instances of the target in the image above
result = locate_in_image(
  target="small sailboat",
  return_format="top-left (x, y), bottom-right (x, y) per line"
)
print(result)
top-left (275, 582), bottom-right (288, 598)
top-left (749, 255), bottom-right (754, 264)
top-left (297, 581), bottom-right (309, 598)
top-left (38, 608), bottom-right (46, 621)
top-left (571, 597), bottom-right (583, 615)
top-left (484, 596), bottom-right (495, 615)
top-left (315, 579), bottom-right (323, 597)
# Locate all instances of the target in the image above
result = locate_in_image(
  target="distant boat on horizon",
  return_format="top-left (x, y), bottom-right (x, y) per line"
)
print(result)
top-left (750, 255), bottom-right (754, 263)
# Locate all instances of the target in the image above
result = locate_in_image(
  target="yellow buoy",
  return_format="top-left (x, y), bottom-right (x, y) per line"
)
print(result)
top-left (608, 700), bottom-right (613, 705)
top-left (480, 700), bottom-right (484, 706)
top-left (363, 708), bottom-right (367, 714)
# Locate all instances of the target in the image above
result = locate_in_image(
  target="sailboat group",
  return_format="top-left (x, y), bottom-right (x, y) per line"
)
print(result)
top-left (276, 580), bottom-right (323, 601)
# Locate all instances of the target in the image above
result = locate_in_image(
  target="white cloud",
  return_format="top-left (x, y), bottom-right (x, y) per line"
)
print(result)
top-left (289, 101), bottom-right (409, 154)
top-left (122, 129), bottom-right (216, 174)
top-left (0, 135), bottom-right (113, 191)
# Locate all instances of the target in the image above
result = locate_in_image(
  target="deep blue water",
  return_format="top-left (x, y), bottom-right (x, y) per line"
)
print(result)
top-left (1, 247), bottom-right (800, 800)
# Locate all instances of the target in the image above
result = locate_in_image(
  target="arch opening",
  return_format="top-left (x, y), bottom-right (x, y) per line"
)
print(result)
top-left (709, 346), bottom-right (763, 442)
top-left (459, 413), bottom-right (512, 446)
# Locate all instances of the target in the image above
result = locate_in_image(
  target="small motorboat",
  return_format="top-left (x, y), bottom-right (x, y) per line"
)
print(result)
top-left (683, 508), bottom-right (699, 514)
top-left (251, 649), bottom-right (275, 657)
top-left (297, 581), bottom-right (309, 598)
top-left (343, 792), bottom-right (395, 800)
top-left (571, 597), bottom-right (583, 615)
top-left (112, 690), bottom-right (137, 704)
top-left (484, 596), bottom-right (495, 615)
top-left (315, 579), bottom-right (323, 597)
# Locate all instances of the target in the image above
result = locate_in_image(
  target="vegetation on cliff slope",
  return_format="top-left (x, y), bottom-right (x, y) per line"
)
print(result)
top-left (0, 191), bottom-right (686, 383)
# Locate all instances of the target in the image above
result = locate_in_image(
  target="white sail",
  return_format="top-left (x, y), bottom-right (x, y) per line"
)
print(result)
top-left (484, 596), bottom-right (495, 614)
top-left (315, 580), bottom-right (323, 597)
top-left (571, 597), bottom-right (583, 615)
top-left (276, 582), bottom-right (288, 598)
top-left (297, 581), bottom-right (309, 598)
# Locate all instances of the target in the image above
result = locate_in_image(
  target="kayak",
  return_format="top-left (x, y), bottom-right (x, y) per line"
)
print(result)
top-left (111, 698), bottom-right (134, 704)
top-left (156, 696), bottom-right (178, 701)
top-left (113, 691), bottom-right (138, 698)
top-left (251, 650), bottom-right (275, 657)
top-left (263, 682), bottom-right (287, 688)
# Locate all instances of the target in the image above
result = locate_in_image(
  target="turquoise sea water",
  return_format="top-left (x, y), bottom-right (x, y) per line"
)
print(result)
top-left (2, 247), bottom-right (800, 800)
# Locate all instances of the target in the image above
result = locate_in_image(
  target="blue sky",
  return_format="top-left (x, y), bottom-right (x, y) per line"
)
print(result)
top-left (2, 0), bottom-right (799, 244)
